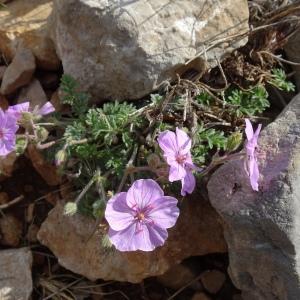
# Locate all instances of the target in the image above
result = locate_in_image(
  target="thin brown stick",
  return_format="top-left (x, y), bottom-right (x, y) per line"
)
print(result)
top-left (42, 277), bottom-right (83, 300)
top-left (258, 50), bottom-right (300, 66)
top-left (167, 274), bottom-right (202, 300)
top-left (0, 195), bottom-right (24, 210)
top-left (185, 17), bottom-right (300, 66)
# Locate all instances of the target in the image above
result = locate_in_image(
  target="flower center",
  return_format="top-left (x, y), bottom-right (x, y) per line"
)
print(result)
top-left (176, 153), bottom-right (187, 165)
top-left (136, 212), bottom-right (145, 221)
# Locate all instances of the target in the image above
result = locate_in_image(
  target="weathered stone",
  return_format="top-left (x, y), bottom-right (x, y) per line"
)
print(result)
top-left (0, 151), bottom-right (17, 178)
top-left (26, 223), bottom-right (39, 243)
top-left (0, 66), bottom-right (7, 81)
top-left (208, 94), bottom-right (300, 300)
top-left (200, 270), bottom-right (226, 294)
top-left (157, 263), bottom-right (201, 290)
top-left (38, 194), bottom-right (226, 283)
top-left (18, 78), bottom-right (48, 108)
top-left (0, 0), bottom-right (60, 71)
top-left (0, 248), bottom-right (33, 300)
top-left (0, 95), bottom-right (9, 110)
top-left (0, 48), bottom-right (35, 95)
top-left (0, 214), bottom-right (23, 247)
top-left (27, 145), bottom-right (62, 186)
top-left (50, 0), bottom-right (249, 101)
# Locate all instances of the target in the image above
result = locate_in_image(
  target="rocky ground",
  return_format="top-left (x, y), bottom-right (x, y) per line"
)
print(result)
top-left (1, 0), bottom-right (300, 299)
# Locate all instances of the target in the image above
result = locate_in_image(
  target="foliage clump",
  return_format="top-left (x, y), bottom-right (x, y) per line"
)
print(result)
top-left (49, 65), bottom-right (294, 219)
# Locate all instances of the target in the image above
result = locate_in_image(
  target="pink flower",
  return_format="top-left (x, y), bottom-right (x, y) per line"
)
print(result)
top-left (0, 109), bottom-right (19, 156)
top-left (7, 101), bottom-right (55, 120)
top-left (105, 179), bottom-right (179, 252)
top-left (245, 119), bottom-right (262, 191)
top-left (158, 127), bottom-right (196, 196)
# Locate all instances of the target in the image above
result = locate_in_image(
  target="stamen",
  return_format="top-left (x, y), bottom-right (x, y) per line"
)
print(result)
top-left (176, 153), bottom-right (187, 165)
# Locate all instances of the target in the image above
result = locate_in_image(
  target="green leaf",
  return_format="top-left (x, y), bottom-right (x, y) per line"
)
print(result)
top-left (15, 136), bottom-right (28, 156)
top-left (268, 68), bottom-right (295, 92)
top-left (60, 74), bottom-right (89, 116)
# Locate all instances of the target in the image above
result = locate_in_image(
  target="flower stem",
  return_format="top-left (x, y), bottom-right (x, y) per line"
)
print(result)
top-left (200, 152), bottom-right (245, 177)
top-left (74, 175), bottom-right (96, 205)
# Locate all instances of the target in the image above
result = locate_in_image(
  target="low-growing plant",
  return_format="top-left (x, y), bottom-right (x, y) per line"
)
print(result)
top-left (0, 67), bottom-right (295, 252)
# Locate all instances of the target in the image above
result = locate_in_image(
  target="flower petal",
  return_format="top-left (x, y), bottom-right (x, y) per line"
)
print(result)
top-left (105, 192), bottom-right (134, 231)
top-left (0, 140), bottom-right (15, 156)
top-left (250, 158), bottom-right (260, 191)
top-left (158, 130), bottom-right (178, 155)
top-left (245, 119), bottom-right (254, 141)
top-left (7, 102), bottom-right (30, 120)
top-left (108, 222), bottom-right (168, 251)
top-left (148, 196), bottom-right (179, 229)
top-left (38, 102), bottom-right (55, 115)
top-left (175, 127), bottom-right (191, 153)
top-left (181, 171), bottom-right (196, 196)
top-left (169, 163), bottom-right (186, 182)
top-left (254, 123), bottom-right (262, 140)
top-left (126, 179), bottom-right (164, 210)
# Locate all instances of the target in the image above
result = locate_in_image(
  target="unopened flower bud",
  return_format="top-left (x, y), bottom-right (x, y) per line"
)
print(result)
top-left (64, 202), bottom-right (77, 216)
top-left (19, 111), bottom-right (33, 128)
top-left (55, 149), bottom-right (67, 166)
top-left (15, 136), bottom-right (28, 156)
top-left (226, 131), bottom-right (243, 152)
top-left (36, 126), bottom-right (49, 142)
top-left (101, 234), bottom-right (113, 249)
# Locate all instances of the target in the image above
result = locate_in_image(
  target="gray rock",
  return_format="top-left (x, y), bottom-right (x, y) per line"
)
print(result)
top-left (0, 66), bottom-right (7, 81)
top-left (0, 248), bottom-right (33, 300)
top-left (207, 94), bottom-right (300, 300)
top-left (38, 193), bottom-right (227, 283)
top-left (50, 0), bottom-right (249, 101)
top-left (18, 78), bottom-right (48, 108)
top-left (0, 47), bottom-right (36, 95)
top-left (0, 0), bottom-right (60, 71)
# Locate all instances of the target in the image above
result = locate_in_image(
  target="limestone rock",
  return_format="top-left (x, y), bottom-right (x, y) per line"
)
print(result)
top-left (38, 194), bottom-right (226, 283)
top-left (50, 0), bottom-right (249, 101)
top-left (0, 95), bottom-right (9, 110)
top-left (27, 145), bottom-right (62, 186)
top-left (0, 66), bottom-right (7, 81)
top-left (0, 248), bottom-right (33, 300)
top-left (200, 270), bottom-right (226, 294)
top-left (18, 78), bottom-right (48, 108)
top-left (207, 94), bottom-right (300, 300)
top-left (0, 0), bottom-right (60, 71)
top-left (0, 214), bottom-right (23, 247)
top-left (0, 151), bottom-right (17, 178)
top-left (0, 48), bottom-right (35, 95)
